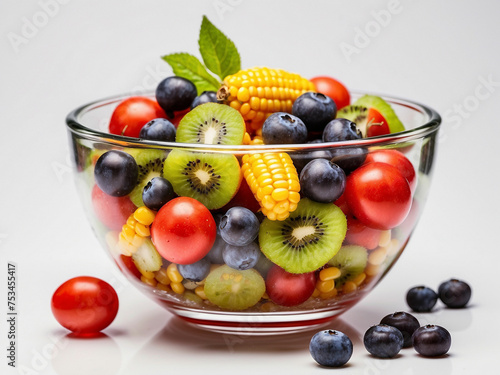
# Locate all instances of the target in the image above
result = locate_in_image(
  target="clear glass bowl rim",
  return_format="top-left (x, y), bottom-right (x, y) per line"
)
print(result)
top-left (66, 91), bottom-right (441, 151)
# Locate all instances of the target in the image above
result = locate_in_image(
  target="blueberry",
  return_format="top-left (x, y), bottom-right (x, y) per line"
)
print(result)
top-left (330, 147), bottom-right (367, 175)
top-left (406, 286), bottom-right (438, 312)
top-left (222, 242), bottom-right (261, 271)
top-left (299, 159), bottom-right (346, 203)
top-left (156, 76), bottom-right (197, 114)
top-left (142, 177), bottom-right (176, 211)
top-left (178, 257), bottom-right (211, 282)
top-left (219, 207), bottom-right (260, 246)
top-left (191, 91), bottom-right (218, 109)
top-left (94, 150), bottom-right (138, 197)
top-left (205, 235), bottom-right (226, 264)
top-left (309, 330), bottom-right (353, 367)
top-left (139, 118), bottom-right (176, 142)
top-left (261, 112), bottom-right (308, 144)
top-left (438, 279), bottom-right (472, 308)
top-left (292, 92), bottom-right (337, 134)
top-left (363, 324), bottom-right (404, 358)
top-left (322, 118), bottom-right (362, 143)
top-left (290, 139), bottom-right (332, 173)
top-left (412, 325), bottom-right (451, 357)
top-left (380, 311), bottom-right (420, 347)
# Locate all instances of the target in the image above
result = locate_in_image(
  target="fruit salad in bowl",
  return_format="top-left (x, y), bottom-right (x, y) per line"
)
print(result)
top-left (65, 17), bottom-right (440, 334)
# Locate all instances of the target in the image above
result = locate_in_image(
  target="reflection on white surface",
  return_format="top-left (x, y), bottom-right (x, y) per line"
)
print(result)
top-left (50, 333), bottom-right (121, 375)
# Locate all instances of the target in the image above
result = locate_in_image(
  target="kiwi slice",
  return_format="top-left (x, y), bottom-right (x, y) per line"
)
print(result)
top-left (354, 95), bottom-right (405, 134)
top-left (163, 149), bottom-right (241, 210)
top-left (327, 245), bottom-right (368, 286)
top-left (175, 103), bottom-right (245, 145)
top-left (204, 265), bottom-right (265, 310)
top-left (337, 105), bottom-right (369, 126)
top-left (129, 149), bottom-right (167, 207)
top-left (259, 198), bottom-right (347, 274)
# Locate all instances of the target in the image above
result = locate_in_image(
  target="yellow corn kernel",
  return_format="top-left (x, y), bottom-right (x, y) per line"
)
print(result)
top-left (141, 275), bottom-right (157, 287)
top-left (155, 268), bottom-right (171, 285)
top-left (378, 230), bottom-right (392, 247)
top-left (140, 269), bottom-right (156, 280)
top-left (156, 283), bottom-right (171, 292)
top-left (365, 263), bottom-right (380, 277)
top-left (170, 282), bottom-right (185, 294)
top-left (352, 272), bottom-right (366, 287)
top-left (316, 279), bottom-right (335, 294)
top-left (312, 288), bottom-right (321, 298)
top-left (220, 67), bottom-right (316, 133)
top-left (368, 246), bottom-right (388, 266)
top-left (319, 288), bottom-right (338, 299)
top-left (121, 224), bottom-right (135, 242)
top-left (241, 152), bottom-right (300, 220)
top-left (134, 206), bottom-right (155, 226)
top-left (195, 285), bottom-right (207, 300)
top-left (260, 301), bottom-right (277, 312)
top-left (319, 267), bottom-right (342, 281)
top-left (126, 216), bottom-right (137, 228)
top-left (166, 263), bottom-right (183, 283)
top-left (134, 222), bottom-right (150, 237)
top-left (342, 281), bottom-right (358, 294)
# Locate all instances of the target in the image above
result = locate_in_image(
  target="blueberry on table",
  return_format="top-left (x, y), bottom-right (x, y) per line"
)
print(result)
top-left (219, 206), bottom-right (260, 246)
top-left (309, 330), bottom-right (353, 367)
top-left (292, 92), bottom-right (337, 133)
top-left (364, 324), bottom-right (404, 358)
top-left (406, 286), bottom-right (438, 312)
top-left (438, 279), bottom-right (472, 308)
top-left (142, 177), bottom-right (176, 211)
top-left (380, 311), bottom-right (420, 347)
top-left (139, 118), bottom-right (176, 142)
top-left (156, 76), bottom-right (197, 114)
top-left (412, 325), bottom-right (451, 357)
top-left (299, 159), bottom-right (346, 203)
top-left (322, 118), bottom-right (362, 143)
top-left (261, 112), bottom-right (308, 144)
top-left (94, 150), bottom-right (138, 197)
top-left (191, 91), bottom-right (218, 109)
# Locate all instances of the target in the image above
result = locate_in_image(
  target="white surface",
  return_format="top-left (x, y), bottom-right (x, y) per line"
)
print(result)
top-left (1, 0), bottom-right (500, 374)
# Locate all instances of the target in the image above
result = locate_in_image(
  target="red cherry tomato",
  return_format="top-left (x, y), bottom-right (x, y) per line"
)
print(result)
top-left (310, 76), bottom-right (350, 110)
top-left (116, 254), bottom-right (142, 280)
top-left (364, 150), bottom-right (417, 194)
top-left (344, 216), bottom-right (382, 250)
top-left (218, 178), bottom-right (260, 214)
top-left (167, 108), bottom-right (190, 128)
top-left (51, 276), bottom-right (119, 334)
top-left (265, 265), bottom-right (316, 307)
top-left (109, 97), bottom-right (166, 138)
top-left (345, 162), bottom-right (412, 230)
top-left (91, 185), bottom-right (136, 230)
top-left (366, 108), bottom-right (390, 137)
top-left (151, 197), bottom-right (216, 264)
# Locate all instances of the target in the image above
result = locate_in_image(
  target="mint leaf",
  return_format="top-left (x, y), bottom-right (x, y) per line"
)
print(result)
top-left (199, 16), bottom-right (241, 81)
top-left (162, 52), bottom-right (220, 94)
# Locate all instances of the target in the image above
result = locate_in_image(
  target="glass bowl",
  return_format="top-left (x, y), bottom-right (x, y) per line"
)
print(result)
top-left (66, 92), bottom-right (440, 335)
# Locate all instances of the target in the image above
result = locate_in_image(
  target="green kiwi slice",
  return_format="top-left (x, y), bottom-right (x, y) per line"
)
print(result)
top-left (162, 149), bottom-right (241, 210)
top-left (354, 95), bottom-right (405, 134)
top-left (129, 149), bottom-right (167, 207)
top-left (327, 245), bottom-right (368, 286)
top-left (337, 105), bottom-right (369, 125)
top-left (175, 103), bottom-right (245, 145)
top-left (204, 265), bottom-right (266, 310)
top-left (259, 198), bottom-right (347, 274)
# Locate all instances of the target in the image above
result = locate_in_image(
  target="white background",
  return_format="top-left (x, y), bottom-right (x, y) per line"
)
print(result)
top-left (2, 0), bottom-right (500, 374)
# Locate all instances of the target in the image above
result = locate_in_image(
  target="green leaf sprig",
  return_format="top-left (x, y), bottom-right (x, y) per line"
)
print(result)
top-left (162, 16), bottom-right (241, 94)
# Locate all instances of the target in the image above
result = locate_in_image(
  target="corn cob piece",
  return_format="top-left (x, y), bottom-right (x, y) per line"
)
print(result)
top-left (241, 152), bottom-right (301, 221)
top-left (218, 67), bottom-right (316, 133)
top-left (117, 206), bottom-right (156, 256)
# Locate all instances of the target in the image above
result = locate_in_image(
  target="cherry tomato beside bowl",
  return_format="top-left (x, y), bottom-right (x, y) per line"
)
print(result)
top-left (151, 197), bottom-right (216, 264)
top-left (109, 96), bottom-right (166, 138)
top-left (310, 76), bottom-right (350, 110)
top-left (51, 276), bottom-right (119, 334)
top-left (345, 162), bottom-right (412, 230)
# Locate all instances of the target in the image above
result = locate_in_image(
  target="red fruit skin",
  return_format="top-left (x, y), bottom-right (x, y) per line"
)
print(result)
top-left (265, 266), bottom-right (316, 307)
top-left (364, 150), bottom-right (417, 194)
top-left (51, 276), bottom-right (119, 334)
top-left (344, 216), bottom-right (382, 250)
top-left (334, 193), bottom-right (351, 217)
top-left (310, 76), bottom-right (350, 110)
top-left (91, 185), bottom-right (136, 231)
top-left (218, 178), bottom-right (261, 214)
top-left (167, 108), bottom-right (190, 128)
top-left (116, 254), bottom-right (142, 280)
top-left (151, 197), bottom-right (216, 265)
top-left (109, 97), bottom-right (166, 138)
top-left (366, 108), bottom-right (391, 137)
top-left (345, 162), bottom-right (412, 230)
